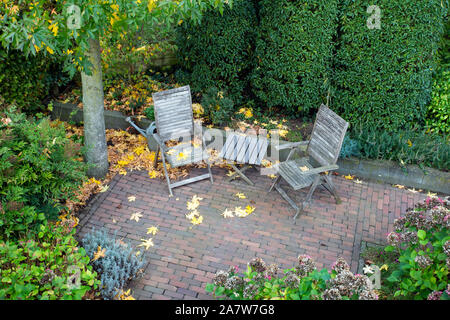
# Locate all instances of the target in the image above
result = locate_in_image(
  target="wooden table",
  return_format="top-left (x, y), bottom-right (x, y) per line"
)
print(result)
top-left (219, 132), bottom-right (269, 185)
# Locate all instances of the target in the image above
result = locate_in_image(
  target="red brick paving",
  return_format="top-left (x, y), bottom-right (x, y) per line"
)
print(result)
top-left (77, 166), bottom-right (428, 300)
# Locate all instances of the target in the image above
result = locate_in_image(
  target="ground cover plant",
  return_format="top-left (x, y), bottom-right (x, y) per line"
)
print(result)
top-left (82, 228), bottom-right (146, 300)
top-left (362, 196), bottom-right (450, 300)
top-left (206, 256), bottom-right (378, 300)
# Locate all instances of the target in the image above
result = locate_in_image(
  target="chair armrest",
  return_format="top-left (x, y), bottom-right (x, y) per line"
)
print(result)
top-left (275, 141), bottom-right (309, 151)
top-left (301, 164), bottom-right (339, 176)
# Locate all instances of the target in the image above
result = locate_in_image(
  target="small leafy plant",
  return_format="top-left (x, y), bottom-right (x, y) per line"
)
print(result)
top-left (384, 196), bottom-right (450, 300)
top-left (200, 87), bottom-right (235, 126)
top-left (0, 222), bottom-right (99, 300)
top-left (206, 256), bottom-right (378, 300)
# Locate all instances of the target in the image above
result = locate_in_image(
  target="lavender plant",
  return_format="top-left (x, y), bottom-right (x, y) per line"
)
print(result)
top-left (82, 228), bottom-right (146, 300)
top-left (206, 256), bottom-right (378, 300)
top-left (385, 196), bottom-right (449, 300)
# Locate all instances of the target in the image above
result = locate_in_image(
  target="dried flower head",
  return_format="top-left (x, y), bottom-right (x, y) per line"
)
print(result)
top-left (213, 270), bottom-right (229, 287)
top-left (249, 257), bottom-right (266, 273)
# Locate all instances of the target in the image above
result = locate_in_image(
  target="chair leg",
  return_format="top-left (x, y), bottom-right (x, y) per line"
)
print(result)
top-left (323, 175), bottom-right (341, 204)
top-left (302, 175), bottom-right (321, 210)
top-left (274, 183), bottom-right (301, 220)
top-left (154, 145), bottom-right (160, 168)
top-left (160, 153), bottom-right (173, 197)
top-left (268, 175), bottom-right (281, 193)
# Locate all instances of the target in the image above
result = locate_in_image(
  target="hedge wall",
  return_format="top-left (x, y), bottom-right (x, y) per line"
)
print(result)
top-left (251, 0), bottom-right (339, 115)
top-left (175, 0), bottom-right (257, 104)
top-left (0, 49), bottom-right (51, 112)
top-left (332, 0), bottom-right (448, 131)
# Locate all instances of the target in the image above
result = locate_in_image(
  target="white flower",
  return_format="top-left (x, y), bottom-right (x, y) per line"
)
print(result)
top-left (363, 265), bottom-right (374, 275)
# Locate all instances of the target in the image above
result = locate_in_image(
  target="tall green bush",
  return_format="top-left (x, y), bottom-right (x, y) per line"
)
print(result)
top-left (175, 0), bottom-right (257, 104)
top-left (251, 0), bottom-right (339, 116)
top-left (332, 0), bottom-right (448, 131)
top-left (0, 107), bottom-right (87, 224)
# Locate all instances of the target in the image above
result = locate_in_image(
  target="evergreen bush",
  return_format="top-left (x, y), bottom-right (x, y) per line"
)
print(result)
top-left (175, 0), bottom-right (257, 105)
top-left (332, 0), bottom-right (448, 131)
top-left (82, 228), bottom-right (146, 300)
top-left (0, 106), bottom-right (87, 223)
top-left (251, 0), bottom-right (339, 116)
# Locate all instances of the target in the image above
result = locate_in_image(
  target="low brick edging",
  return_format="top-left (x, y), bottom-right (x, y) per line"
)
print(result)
top-left (52, 101), bottom-right (449, 195)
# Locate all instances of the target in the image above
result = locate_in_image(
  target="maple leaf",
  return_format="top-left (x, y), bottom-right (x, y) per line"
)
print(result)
top-left (268, 174), bottom-right (277, 179)
top-left (187, 201), bottom-right (200, 211)
top-left (299, 166), bottom-right (309, 172)
top-left (380, 264), bottom-right (389, 271)
top-left (92, 246), bottom-right (106, 261)
top-left (354, 179), bottom-right (363, 184)
top-left (148, 170), bottom-right (158, 179)
top-left (408, 188), bottom-right (418, 193)
top-left (245, 205), bottom-right (255, 215)
top-left (128, 196), bottom-right (136, 202)
top-left (146, 226), bottom-right (159, 235)
top-left (226, 170), bottom-right (237, 177)
top-left (235, 192), bottom-right (246, 199)
top-left (177, 152), bottom-right (188, 161)
top-left (192, 195), bottom-right (203, 202)
top-left (138, 238), bottom-right (154, 250)
top-left (89, 178), bottom-right (102, 185)
top-left (99, 185), bottom-right (109, 193)
top-left (427, 191), bottom-right (437, 198)
top-left (191, 215), bottom-right (203, 225)
top-left (394, 184), bottom-right (405, 189)
top-left (119, 169), bottom-right (127, 176)
top-left (186, 210), bottom-right (199, 220)
top-left (343, 175), bottom-right (354, 180)
top-left (166, 149), bottom-right (176, 155)
top-left (234, 206), bottom-right (247, 217)
top-left (130, 211), bottom-right (143, 222)
top-left (222, 209), bottom-right (234, 218)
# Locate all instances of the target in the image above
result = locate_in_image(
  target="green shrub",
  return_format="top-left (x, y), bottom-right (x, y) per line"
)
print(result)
top-left (332, 0), bottom-right (448, 131)
top-left (0, 223), bottom-right (100, 300)
top-left (348, 125), bottom-right (449, 171)
top-left (200, 87), bottom-right (235, 126)
top-left (175, 0), bottom-right (257, 104)
top-left (426, 68), bottom-right (449, 134)
top-left (206, 256), bottom-right (378, 300)
top-left (251, 0), bottom-right (339, 116)
top-left (384, 196), bottom-right (449, 300)
top-left (82, 228), bottom-right (146, 300)
top-left (0, 49), bottom-right (50, 112)
top-left (0, 107), bottom-right (87, 224)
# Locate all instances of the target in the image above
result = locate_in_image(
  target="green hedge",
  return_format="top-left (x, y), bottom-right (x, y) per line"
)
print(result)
top-left (0, 49), bottom-right (50, 112)
top-left (251, 0), bottom-right (339, 115)
top-left (175, 0), bottom-right (257, 104)
top-left (332, 0), bottom-right (448, 131)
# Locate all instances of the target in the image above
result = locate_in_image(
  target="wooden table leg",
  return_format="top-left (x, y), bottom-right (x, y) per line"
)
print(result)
top-left (229, 164), bottom-right (254, 185)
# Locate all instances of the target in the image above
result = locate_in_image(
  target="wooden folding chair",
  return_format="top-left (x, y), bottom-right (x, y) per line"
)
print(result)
top-left (269, 104), bottom-right (349, 220)
top-left (127, 85), bottom-right (213, 196)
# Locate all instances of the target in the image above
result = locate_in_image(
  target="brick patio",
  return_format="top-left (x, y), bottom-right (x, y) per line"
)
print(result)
top-left (77, 166), bottom-right (426, 300)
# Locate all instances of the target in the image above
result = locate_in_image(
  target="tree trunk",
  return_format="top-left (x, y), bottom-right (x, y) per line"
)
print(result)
top-left (81, 37), bottom-right (109, 178)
